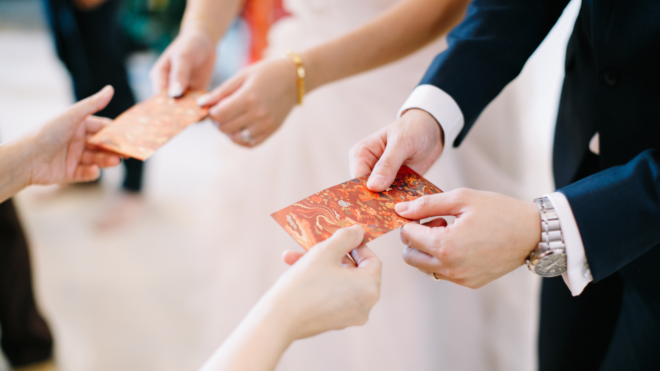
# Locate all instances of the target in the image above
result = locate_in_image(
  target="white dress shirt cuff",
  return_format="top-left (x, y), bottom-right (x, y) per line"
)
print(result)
top-left (398, 84), bottom-right (465, 147)
top-left (545, 192), bottom-right (593, 296)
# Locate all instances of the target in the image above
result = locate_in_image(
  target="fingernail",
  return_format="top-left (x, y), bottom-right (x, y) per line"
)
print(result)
top-left (395, 202), bottom-right (409, 214)
top-left (168, 82), bottom-right (183, 98)
top-left (196, 94), bottom-right (209, 106)
top-left (367, 174), bottom-right (385, 190)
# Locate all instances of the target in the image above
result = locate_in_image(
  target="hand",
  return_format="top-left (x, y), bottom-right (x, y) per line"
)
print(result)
top-left (149, 28), bottom-right (216, 97)
top-left (265, 225), bottom-right (382, 341)
top-left (29, 86), bottom-right (121, 185)
top-left (395, 189), bottom-right (541, 288)
top-left (195, 57), bottom-right (299, 147)
top-left (349, 108), bottom-right (444, 192)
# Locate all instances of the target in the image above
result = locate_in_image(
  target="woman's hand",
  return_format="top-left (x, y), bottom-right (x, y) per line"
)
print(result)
top-left (196, 57), bottom-right (299, 147)
top-left (149, 28), bottom-right (217, 97)
top-left (0, 86), bottom-right (121, 203)
top-left (197, 226), bottom-right (381, 371)
top-left (266, 225), bottom-right (382, 340)
top-left (29, 86), bottom-right (121, 185)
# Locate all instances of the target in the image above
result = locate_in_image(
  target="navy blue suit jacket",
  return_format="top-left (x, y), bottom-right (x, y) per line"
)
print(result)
top-left (418, 0), bottom-right (660, 368)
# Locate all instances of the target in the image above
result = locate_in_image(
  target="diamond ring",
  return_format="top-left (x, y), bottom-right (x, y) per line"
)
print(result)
top-left (240, 128), bottom-right (252, 144)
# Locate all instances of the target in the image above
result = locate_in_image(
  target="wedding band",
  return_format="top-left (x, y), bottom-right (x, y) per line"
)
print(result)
top-left (428, 271), bottom-right (441, 281)
top-left (240, 128), bottom-right (252, 143)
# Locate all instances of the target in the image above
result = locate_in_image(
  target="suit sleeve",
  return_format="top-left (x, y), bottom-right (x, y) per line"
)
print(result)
top-left (558, 149), bottom-right (660, 282)
top-left (419, 0), bottom-right (570, 147)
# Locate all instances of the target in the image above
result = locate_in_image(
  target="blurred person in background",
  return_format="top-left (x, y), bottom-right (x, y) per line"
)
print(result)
top-left (0, 202), bottom-right (53, 370)
top-left (151, 0), bottom-right (549, 369)
top-left (0, 87), bottom-right (120, 371)
top-left (41, 0), bottom-right (145, 229)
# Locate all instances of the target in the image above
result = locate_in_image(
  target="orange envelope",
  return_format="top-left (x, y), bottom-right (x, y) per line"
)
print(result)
top-left (271, 166), bottom-right (443, 250)
top-left (88, 91), bottom-right (209, 160)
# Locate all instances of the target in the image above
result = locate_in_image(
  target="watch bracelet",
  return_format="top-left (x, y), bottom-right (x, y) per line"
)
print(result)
top-left (527, 197), bottom-right (566, 272)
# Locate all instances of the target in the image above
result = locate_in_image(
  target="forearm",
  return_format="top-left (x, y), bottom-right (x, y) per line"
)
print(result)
top-left (0, 136), bottom-right (35, 203)
top-left (180, 0), bottom-right (245, 44)
top-left (301, 0), bottom-right (468, 92)
top-left (198, 294), bottom-right (294, 371)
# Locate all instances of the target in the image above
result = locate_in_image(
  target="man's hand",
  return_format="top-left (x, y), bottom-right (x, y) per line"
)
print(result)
top-left (149, 28), bottom-right (216, 97)
top-left (349, 109), bottom-right (444, 192)
top-left (395, 189), bottom-right (541, 289)
top-left (30, 86), bottom-right (121, 185)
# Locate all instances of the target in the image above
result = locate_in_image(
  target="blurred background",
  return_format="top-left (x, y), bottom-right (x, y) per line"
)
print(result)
top-left (0, 1), bottom-right (579, 370)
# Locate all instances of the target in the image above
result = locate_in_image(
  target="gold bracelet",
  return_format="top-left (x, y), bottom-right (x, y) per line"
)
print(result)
top-left (182, 13), bottom-right (221, 42)
top-left (286, 51), bottom-right (306, 105)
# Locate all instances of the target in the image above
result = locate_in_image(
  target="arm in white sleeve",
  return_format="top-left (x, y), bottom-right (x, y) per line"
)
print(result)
top-left (545, 192), bottom-right (593, 296)
top-left (398, 84), bottom-right (464, 147)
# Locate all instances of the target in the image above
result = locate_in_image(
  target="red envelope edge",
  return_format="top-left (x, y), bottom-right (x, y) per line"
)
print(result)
top-left (271, 166), bottom-right (443, 250)
top-left (87, 91), bottom-right (209, 161)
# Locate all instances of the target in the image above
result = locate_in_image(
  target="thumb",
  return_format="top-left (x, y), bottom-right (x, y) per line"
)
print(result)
top-left (319, 225), bottom-right (365, 261)
top-left (395, 191), bottom-right (466, 220)
top-left (366, 139), bottom-right (409, 192)
top-left (68, 86), bottom-right (114, 121)
top-left (351, 244), bottom-right (381, 275)
top-left (168, 56), bottom-right (192, 97)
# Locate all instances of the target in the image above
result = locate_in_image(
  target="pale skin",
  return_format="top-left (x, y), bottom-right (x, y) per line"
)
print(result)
top-left (0, 86), bottom-right (121, 203)
top-left (349, 108), bottom-right (543, 289)
top-left (150, 0), bottom-right (469, 146)
top-left (198, 225), bottom-right (382, 371)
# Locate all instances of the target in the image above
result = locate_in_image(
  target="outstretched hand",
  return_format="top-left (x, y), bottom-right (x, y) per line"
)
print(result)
top-left (349, 108), bottom-right (444, 192)
top-left (30, 86), bottom-right (121, 185)
top-left (272, 225), bottom-right (382, 340)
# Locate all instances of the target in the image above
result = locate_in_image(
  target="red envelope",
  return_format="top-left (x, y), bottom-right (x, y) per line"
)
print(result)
top-left (271, 166), bottom-right (443, 250)
top-left (88, 91), bottom-right (209, 160)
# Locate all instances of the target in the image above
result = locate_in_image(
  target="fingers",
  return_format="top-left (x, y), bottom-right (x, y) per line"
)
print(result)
top-left (68, 86), bottom-right (114, 121)
top-left (197, 74), bottom-right (246, 107)
top-left (400, 222), bottom-right (444, 257)
top-left (73, 165), bottom-right (101, 183)
top-left (348, 130), bottom-right (386, 179)
top-left (395, 190), bottom-right (469, 220)
top-left (149, 55), bottom-right (171, 94)
top-left (83, 115), bottom-right (113, 134)
top-left (81, 150), bottom-right (121, 168)
top-left (318, 225), bottom-right (365, 260)
top-left (351, 244), bottom-right (382, 276)
top-left (402, 245), bottom-right (440, 273)
top-left (282, 250), bottom-right (305, 266)
top-left (208, 91), bottom-right (249, 126)
top-left (366, 136), bottom-right (410, 192)
top-left (168, 55), bottom-right (192, 97)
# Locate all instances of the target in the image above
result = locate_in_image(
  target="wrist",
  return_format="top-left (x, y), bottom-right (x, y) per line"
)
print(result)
top-left (403, 108), bottom-right (445, 147)
top-left (521, 201), bottom-right (542, 260)
top-left (251, 290), bottom-right (299, 345)
top-left (180, 15), bottom-right (220, 45)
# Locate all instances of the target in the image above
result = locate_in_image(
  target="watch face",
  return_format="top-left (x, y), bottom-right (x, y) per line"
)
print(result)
top-left (534, 251), bottom-right (567, 277)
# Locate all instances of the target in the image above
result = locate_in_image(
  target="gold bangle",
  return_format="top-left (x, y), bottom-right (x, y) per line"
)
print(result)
top-left (286, 51), bottom-right (305, 105)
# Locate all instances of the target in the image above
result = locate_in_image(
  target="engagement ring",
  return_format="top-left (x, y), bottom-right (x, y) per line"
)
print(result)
top-left (428, 271), bottom-right (441, 281)
top-left (240, 128), bottom-right (252, 144)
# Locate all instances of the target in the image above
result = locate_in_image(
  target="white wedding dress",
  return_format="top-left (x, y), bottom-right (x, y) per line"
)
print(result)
top-left (200, 0), bottom-right (577, 370)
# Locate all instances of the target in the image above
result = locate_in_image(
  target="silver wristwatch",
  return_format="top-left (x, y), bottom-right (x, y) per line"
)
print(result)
top-left (526, 197), bottom-right (567, 277)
